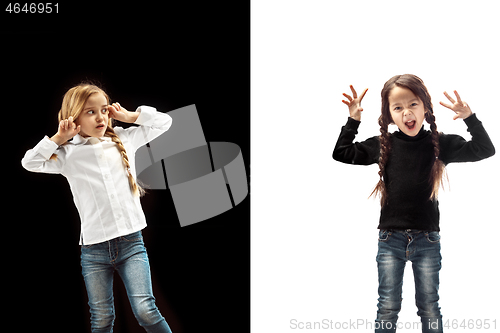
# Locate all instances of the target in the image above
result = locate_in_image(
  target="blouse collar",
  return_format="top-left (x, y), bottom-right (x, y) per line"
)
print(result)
top-left (72, 134), bottom-right (112, 145)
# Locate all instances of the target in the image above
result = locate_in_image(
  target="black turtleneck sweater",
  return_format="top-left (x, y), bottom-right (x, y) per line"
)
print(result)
top-left (332, 114), bottom-right (495, 231)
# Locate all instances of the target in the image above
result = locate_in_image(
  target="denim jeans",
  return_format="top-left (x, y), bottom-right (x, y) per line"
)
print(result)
top-left (81, 231), bottom-right (172, 333)
top-left (375, 229), bottom-right (443, 333)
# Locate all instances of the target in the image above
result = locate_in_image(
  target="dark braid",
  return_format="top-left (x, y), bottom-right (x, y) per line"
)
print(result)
top-left (370, 115), bottom-right (391, 206)
top-left (425, 111), bottom-right (446, 200)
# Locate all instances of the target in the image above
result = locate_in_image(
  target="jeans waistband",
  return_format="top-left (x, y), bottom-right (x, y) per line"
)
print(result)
top-left (388, 229), bottom-right (426, 234)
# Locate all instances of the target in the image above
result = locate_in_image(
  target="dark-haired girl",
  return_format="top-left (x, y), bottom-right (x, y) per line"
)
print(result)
top-left (333, 74), bottom-right (495, 333)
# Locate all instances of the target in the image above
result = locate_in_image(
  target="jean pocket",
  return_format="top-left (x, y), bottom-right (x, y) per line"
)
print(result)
top-left (121, 231), bottom-right (143, 242)
top-left (378, 230), bottom-right (392, 242)
top-left (425, 231), bottom-right (440, 243)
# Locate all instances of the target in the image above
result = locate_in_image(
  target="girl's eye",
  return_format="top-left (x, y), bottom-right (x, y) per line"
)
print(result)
top-left (87, 110), bottom-right (94, 114)
top-left (394, 107), bottom-right (401, 111)
top-left (411, 103), bottom-right (418, 107)
top-left (101, 109), bottom-right (108, 114)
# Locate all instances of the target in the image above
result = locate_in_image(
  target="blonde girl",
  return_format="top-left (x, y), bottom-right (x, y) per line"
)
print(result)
top-left (22, 83), bottom-right (173, 333)
top-left (333, 74), bottom-right (495, 333)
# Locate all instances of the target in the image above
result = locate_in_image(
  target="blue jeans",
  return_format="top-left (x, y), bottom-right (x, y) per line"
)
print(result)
top-left (376, 229), bottom-right (443, 333)
top-left (81, 231), bottom-right (172, 333)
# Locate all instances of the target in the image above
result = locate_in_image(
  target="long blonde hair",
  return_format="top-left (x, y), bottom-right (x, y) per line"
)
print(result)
top-left (51, 83), bottom-right (145, 197)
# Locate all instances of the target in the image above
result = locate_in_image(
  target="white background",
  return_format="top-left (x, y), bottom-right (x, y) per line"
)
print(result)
top-left (251, 0), bottom-right (499, 332)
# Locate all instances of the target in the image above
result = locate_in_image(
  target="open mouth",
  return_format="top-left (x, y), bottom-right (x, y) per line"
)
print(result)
top-left (405, 120), bottom-right (416, 130)
top-left (96, 124), bottom-right (105, 130)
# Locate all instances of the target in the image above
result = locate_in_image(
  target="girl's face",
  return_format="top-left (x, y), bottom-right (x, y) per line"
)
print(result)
top-left (388, 86), bottom-right (426, 137)
top-left (76, 92), bottom-right (109, 138)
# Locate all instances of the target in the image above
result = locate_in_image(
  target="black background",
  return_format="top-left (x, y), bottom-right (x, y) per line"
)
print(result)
top-left (3, 2), bottom-right (249, 332)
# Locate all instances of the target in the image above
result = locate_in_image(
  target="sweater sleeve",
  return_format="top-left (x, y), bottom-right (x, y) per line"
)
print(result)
top-left (439, 113), bottom-right (495, 164)
top-left (332, 117), bottom-right (380, 165)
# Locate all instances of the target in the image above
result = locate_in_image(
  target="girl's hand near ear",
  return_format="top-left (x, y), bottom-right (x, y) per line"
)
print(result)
top-left (342, 85), bottom-right (368, 121)
top-left (50, 116), bottom-right (81, 145)
top-left (439, 90), bottom-right (473, 120)
top-left (107, 103), bottom-right (140, 123)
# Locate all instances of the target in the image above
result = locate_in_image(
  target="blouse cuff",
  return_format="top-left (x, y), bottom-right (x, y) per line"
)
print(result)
top-left (134, 106), bottom-right (156, 126)
top-left (35, 136), bottom-right (60, 160)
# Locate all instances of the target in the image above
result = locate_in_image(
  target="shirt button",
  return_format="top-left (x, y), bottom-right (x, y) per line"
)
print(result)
top-left (111, 194), bottom-right (115, 199)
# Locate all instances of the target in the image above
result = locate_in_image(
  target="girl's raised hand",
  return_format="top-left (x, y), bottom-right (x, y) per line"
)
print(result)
top-left (439, 90), bottom-right (473, 120)
top-left (107, 102), bottom-right (139, 123)
top-left (342, 85), bottom-right (368, 121)
top-left (107, 102), bottom-right (126, 121)
top-left (51, 116), bottom-right (81, 145)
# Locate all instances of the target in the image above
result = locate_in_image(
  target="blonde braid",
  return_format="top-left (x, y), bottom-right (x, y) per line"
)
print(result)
top-left (105, 127), bottom-right (146, 197)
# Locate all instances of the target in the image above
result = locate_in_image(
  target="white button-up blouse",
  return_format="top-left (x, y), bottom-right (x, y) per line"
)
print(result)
top-left (21, 106), bottom-right (172, 245)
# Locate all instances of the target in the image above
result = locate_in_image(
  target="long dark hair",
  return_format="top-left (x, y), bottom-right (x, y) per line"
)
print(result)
top-left (370, 74), bottom-right (446, 206)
